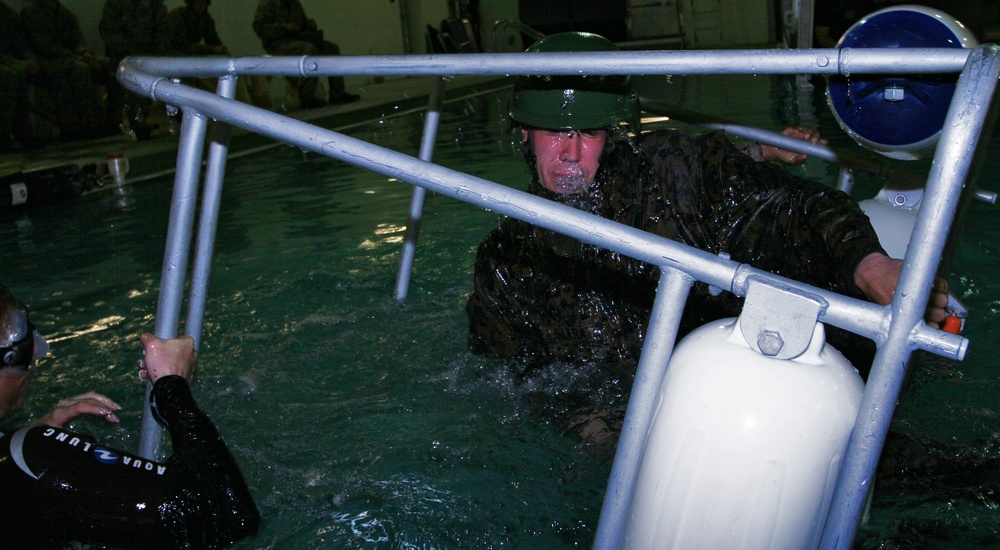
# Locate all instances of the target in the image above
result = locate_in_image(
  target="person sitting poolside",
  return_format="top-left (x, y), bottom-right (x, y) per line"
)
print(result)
top-left (0, 283), bottom-right (260, 549)
top-left (165, 0), bottom-right (228, 57)
top-left (20, 0), bottom-right (112, 140)
top-left (99, 0), bottom-right (170, 139)
top-left (0, 0), bottom-right (43, 151)
top-left (465, 32), bottom-right (950, 379)
top-left (252, 0), bottom-right (360, 109)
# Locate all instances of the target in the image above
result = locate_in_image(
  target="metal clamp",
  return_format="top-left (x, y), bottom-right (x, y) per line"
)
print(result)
top-left (737, 275), bottom-right (828, 360)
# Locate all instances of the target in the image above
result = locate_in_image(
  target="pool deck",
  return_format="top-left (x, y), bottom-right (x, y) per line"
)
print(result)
top-left (1, 75), bottom-right (510, 188)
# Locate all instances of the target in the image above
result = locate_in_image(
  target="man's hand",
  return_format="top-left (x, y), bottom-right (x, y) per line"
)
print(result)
top-left (853, 252), bottom-right (950, 329)
top-left (38, 392), bottom-right (121, 428)
top-left (761, 125), bottom-right (828, 165)
top-left (925, 278), bottom-right (950, 329)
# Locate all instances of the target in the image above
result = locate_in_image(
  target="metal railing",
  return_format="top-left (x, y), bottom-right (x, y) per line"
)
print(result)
top-left (117, 44), bottom-right (997, 549)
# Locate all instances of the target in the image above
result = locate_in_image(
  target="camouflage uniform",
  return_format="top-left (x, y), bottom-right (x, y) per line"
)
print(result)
top-left (0, 1), bottom-right (38, 148)
top-left (466, 130), bottom-right (884, 376)
top-left (165, 3), bottom-right (224, 56)
top-left (20, 0), bottom-right (108, 139)
top-left (252, 0), bottom-right (347, 102)
top-left (99, 0), bottom-right (169, 134)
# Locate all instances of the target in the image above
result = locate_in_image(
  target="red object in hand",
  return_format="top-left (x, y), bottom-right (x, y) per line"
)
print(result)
top-left (942, 315), bottom-right (963, 334)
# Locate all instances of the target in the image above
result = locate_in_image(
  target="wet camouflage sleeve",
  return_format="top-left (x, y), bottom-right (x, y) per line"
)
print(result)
top-left (467, 129), bottom-right (885, 370)
top-left (635, 130), bottom-right (882, 290)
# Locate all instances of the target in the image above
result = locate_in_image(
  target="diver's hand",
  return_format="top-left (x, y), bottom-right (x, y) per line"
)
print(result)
top-left (38, 392), bottom-right (121, 428)
top-left (761, 125), bottom-right (827, 165)
top-left (139, 333), bottom-right (197, 384)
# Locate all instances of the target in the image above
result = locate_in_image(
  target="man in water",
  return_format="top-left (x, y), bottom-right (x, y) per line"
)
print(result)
top-left (466, 32), bottom-right (948, 377)
top-left (0, 283), bottom-right (259, 549)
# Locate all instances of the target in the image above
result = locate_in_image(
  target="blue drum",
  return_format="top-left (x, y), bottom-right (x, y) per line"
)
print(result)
top-left (827, 6), bottom-right (977, 160)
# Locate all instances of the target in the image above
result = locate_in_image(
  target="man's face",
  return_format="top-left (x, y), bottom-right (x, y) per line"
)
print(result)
top-left (524, 128), bottom-right (606, 195)
top-left (0, 307), bottom-right (44, 423)
top-left (0, 367), bottom-right (29, 422)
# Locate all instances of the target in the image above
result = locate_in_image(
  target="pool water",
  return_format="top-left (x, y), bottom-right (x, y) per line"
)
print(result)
top-left (3, 74), bottom-right (1000, 548)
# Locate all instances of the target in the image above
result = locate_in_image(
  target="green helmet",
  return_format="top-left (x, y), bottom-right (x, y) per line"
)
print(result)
top-left (510, 32), bottom-right (640, 132)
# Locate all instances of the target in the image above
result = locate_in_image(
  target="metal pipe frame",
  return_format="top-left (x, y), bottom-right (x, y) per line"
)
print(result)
top-left (594, 267), bottom-right (693, 549)
top-left (819, 44), bottom-right (1000, 549)
top-left (119, 48), bottom-right (971, 81)
top-left (137, 105), bottom-right (210, 460)
top-left (394, 77), bottom-right (446, 302)
top-left (117, 45), bottom-right (994, 547)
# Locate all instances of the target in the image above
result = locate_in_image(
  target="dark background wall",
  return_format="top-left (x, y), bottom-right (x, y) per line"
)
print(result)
top-left (518, 0), bottom-right (628, 46)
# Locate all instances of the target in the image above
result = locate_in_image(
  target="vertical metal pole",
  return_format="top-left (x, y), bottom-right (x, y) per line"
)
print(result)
top-left (796, 0), bottom-right (814, 50)
top-left (394, 77), bottom-right (445, 302)
top-left (836, 166), bottom-right (854, 194)
top-left (795, 0), bottom-right (815, 92)
top-left (137, 107), bottom-right (210, 460)
top-left (397, 0), bottom-right (414, 54)
top-left (820, 45), bottom-right (1000, 549)
top-left (593, 267), bottom-right (694, 550)
top-left (185, 76), bottom-right (237, 347)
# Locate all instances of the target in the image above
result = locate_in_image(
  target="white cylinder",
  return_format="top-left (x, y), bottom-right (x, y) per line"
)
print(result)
top-left (859, 188), bottom-right (922, 259)
top-left (622, 319), bottom-right (863, 550)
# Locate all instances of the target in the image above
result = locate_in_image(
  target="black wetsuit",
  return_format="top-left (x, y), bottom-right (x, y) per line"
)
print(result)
top-left (467, 130), bottom-right (885, 376)
top-left (0, 375), bottom-right (259, 549)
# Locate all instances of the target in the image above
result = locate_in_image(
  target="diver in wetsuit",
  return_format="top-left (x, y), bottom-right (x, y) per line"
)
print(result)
top-left (0, 283), bottom-right (259, 549)
top-left (465, 32), bottom-right (950, 377)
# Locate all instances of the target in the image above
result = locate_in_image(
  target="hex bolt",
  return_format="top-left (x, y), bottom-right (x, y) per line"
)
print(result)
top-left (757, 330), bottom-right (784, 357)
top-left (883, 87), bottom-right (905, 102)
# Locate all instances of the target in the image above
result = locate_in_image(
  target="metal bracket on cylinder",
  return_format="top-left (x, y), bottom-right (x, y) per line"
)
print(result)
top-left (737, 275), bottom-right (829, 360)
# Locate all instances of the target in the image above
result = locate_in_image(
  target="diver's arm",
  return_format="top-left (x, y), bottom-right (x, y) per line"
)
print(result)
top-left (0, 424), bottom-right (171, 549)
top-left (153, 375), bottom-right (260, 548)
top-left (0, 376), bottom-right (258, 550)
top-left (141, 333), bottom-right (260, 547)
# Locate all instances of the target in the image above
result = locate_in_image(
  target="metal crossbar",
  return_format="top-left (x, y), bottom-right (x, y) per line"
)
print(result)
top-left (118, 45), bottom-right (998, 549)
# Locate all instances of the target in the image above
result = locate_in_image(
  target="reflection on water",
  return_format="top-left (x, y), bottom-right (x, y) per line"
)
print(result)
top-left (1, 76), bottom-right (999, 547)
